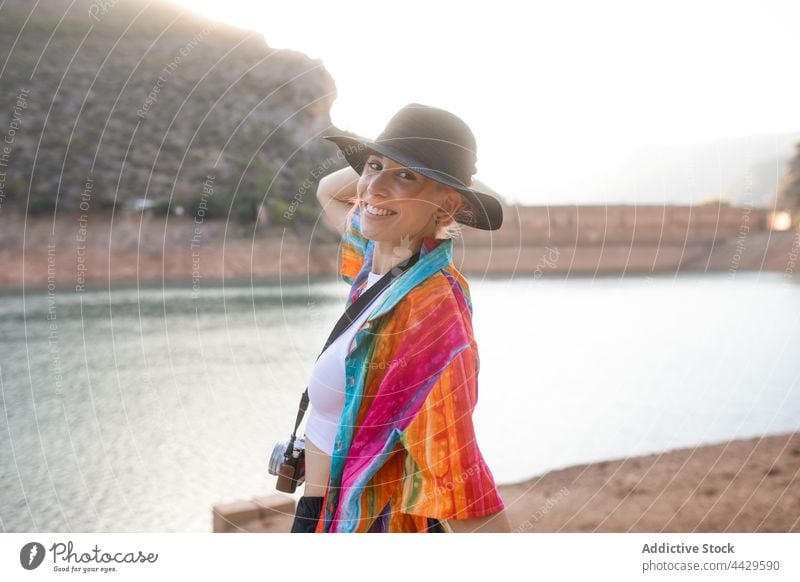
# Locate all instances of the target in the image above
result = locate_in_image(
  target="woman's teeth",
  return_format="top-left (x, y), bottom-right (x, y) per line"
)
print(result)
top-left (364, 203), bottom-right (397, 217)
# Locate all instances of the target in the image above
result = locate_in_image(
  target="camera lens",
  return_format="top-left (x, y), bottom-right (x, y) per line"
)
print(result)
top-left (267, 439), bottom-right (288, 476)
top-left (268, 437), bottom-right (306, 476)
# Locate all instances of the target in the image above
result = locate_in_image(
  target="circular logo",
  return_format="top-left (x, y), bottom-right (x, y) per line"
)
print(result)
top-left (20, 542), bottom-right (46, 570)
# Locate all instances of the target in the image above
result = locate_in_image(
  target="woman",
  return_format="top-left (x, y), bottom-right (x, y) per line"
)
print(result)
top-left (291, 103), bottom-right (512, 533)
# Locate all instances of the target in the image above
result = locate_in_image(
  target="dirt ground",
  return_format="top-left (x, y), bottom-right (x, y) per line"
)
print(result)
top-left (228, 432), bottom-right (799, 533)
top-left (500, 431), bottom-right (800, 532)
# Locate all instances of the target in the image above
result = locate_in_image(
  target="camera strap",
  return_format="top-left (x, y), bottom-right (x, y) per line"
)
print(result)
top-left (286, 250), bottom-right (422, 448)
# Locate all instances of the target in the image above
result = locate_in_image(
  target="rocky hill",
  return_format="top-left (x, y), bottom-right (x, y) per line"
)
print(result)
top-left (0, 0), bottom-right (349, 223)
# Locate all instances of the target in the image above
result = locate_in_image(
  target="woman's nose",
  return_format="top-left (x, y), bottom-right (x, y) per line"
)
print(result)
top-left (366, 169), bottom-right (391, 197)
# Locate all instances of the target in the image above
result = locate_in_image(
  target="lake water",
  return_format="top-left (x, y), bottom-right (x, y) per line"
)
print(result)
top-left (1, 272), bottom-right (798, 532)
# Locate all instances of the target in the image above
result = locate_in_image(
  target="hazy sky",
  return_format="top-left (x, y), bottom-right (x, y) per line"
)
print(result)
top-left (170, 0), bottom-right (800, 204)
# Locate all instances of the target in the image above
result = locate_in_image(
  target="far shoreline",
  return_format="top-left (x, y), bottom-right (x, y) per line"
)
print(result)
top-left (2, 209), bottom-right (797, 293)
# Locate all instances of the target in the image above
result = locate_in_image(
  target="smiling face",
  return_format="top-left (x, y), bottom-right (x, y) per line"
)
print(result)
top-left (356, 153), bottom-right (463, 245)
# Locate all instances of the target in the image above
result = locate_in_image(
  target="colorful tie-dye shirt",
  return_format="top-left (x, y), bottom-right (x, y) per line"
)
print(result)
top-left (313, 203), bottom-right (505, 533)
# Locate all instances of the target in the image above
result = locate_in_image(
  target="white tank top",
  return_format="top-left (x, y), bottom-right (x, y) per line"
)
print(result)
top-left (303, 271), bottom-right (388, 455)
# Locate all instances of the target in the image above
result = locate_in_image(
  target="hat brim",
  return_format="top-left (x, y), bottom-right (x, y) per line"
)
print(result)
top-left (323, 134), bottom-right (503, 231)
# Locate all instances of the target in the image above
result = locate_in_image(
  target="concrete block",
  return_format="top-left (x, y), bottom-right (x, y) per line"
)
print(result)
top-left (212, 499), bottom-right (260, 533)
top-left (213, 495), bottom-right (297, 533)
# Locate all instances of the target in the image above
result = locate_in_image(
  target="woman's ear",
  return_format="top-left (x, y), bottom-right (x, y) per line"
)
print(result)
top-left (439, 188), bottom-right (463, 225)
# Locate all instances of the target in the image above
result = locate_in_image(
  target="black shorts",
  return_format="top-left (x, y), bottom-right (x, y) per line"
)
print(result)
top-left (290, 495), bottom-right (324, 533)
top-left (290, 495), bottom-right (445, 533)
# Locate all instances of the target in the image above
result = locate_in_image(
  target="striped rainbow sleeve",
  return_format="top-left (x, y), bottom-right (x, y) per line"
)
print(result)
top-left (340, 202), bottom-right (368, 285)
top-left (398, 345), bottom-right (506, 521)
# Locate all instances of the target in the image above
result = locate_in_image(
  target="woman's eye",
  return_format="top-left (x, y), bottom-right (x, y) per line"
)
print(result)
top-left (365, 161), bottom-right (415, 181)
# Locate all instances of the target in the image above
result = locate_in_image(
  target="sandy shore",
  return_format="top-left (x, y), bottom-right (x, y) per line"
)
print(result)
top-left (501, 431), bottom-right (799, 532)
top-left (217, 432), bottom-right (800, 532)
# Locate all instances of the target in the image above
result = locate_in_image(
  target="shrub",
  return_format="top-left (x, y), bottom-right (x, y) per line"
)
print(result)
top-left (186, 193), bottom-right (229, 220)
top-left (151, 200), bottom-right (172, 216)
top-left (28, 197), bottom-right (56, 215)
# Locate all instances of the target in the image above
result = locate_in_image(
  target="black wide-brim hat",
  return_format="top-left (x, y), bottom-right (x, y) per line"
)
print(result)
top-left (323, 103), bottom-right (504, 231)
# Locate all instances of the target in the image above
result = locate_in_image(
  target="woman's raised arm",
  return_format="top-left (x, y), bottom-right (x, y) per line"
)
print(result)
top-left (316, 166), bottom-right (360, 236)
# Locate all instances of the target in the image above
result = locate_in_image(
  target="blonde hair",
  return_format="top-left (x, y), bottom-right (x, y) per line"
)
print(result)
top-left (435, 190), bottom-right (475, 240)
